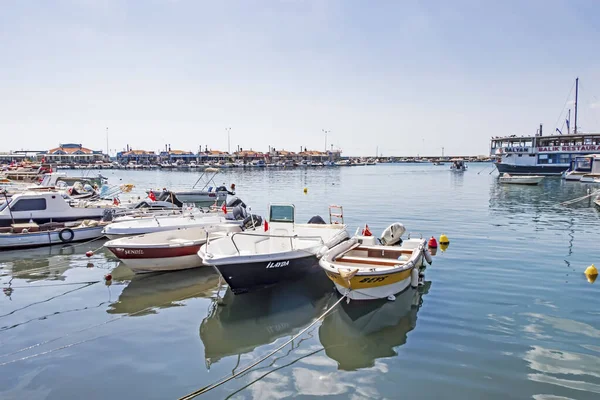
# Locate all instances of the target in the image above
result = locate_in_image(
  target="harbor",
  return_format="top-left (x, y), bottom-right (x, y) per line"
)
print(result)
top-left (2, 1), bottom-right (600, 398)
top-left (1, 165), bottom-right (599, 399)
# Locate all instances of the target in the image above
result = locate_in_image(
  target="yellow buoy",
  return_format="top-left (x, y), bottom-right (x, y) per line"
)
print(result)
top-left (584, 264), bottom-right (598, 279)
top-left (303, 187), bottom-right (308, 194)
top-left (439, 234), bottom-right (449, 245)
top-left (439, 242), bottom-right (449, 252)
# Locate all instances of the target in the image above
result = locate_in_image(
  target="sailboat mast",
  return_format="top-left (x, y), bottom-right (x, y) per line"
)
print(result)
top-left (574, 77), bottom-right (578, 134)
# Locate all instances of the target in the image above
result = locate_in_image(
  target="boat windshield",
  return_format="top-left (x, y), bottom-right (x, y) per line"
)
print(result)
top-left (269, 205), bottom-right (295, 223)
top-left (0, 197), bottom-right (12, 212)
top-left (574, 157), bottom-right (592, 172)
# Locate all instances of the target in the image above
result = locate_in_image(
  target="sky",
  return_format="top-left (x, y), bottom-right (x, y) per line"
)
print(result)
top-left (1, 0), bottom-right (600, 157)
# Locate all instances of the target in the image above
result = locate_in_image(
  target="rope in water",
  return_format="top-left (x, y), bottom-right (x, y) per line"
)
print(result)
top-left (560, 189), bottom-right (600, 206)
top-left (177, 291), bottom-right (349, 400)
top-left (0, 283), bottom-right (219, 364)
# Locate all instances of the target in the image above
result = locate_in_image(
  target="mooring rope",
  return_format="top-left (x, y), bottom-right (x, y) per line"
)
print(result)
top-left (177, 292), bottom-right (349, 400)
top-left (0, 286), bottom-right (219, 364)
top-left (560, 189), bottom-right (600, 206)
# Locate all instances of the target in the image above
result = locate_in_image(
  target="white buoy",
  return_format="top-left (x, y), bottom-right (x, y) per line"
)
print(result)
top-left (387, 294), bottom-right (396, 301)
top-left (411, 268), bottom-right (419, 288)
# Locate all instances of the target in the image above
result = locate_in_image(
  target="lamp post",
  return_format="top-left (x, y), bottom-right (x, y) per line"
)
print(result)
top-left (322, 129), bottom-right (330, 152)
top-left (226, 127), bottom-right (231, 155)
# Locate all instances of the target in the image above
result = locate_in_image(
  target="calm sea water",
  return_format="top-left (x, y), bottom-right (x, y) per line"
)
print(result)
top-left (1, 164), bottom-right (599, 399)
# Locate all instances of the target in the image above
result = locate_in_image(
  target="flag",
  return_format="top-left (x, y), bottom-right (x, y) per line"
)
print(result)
top-left (362, 224), bottom-right (372, 236)
top-left (566, 118), bottom-right (570, 133)
top-left (148, 191), bottom-right (156, 201)
top-left (113, 197), bottom-right (120, 205)
top-left (264, 220), bottom-right (269, 232)
top-left (221, 201), bottom-right (227, 214)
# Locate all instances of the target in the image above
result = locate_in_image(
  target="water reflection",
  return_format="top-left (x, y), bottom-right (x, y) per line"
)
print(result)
top-left (0, 242), bottom-right (105, 282)
top-left (107, 268), bottom-right (219, 316)
top-left (488, 179), bottom-right (591, 216)
top-left (199, 273), bottom-right (333, 369)
top-left (319, 282), bottom-right (430, 370)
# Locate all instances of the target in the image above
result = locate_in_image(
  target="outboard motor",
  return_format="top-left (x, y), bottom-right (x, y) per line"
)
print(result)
top-left (307, 215), bottom-right (326, 224)
top-left (231, 204), bottom-right (247, 221)
top-left (242, 214), bottom-right (263, 230)
top-left (380, 223), bottom-right (406, 246)
top-left (226, 196), bottom-right (246, 209)
top-left (156, 190), bottom-right (183, 207)
top-left (101, 208), bottom-right (116, 222)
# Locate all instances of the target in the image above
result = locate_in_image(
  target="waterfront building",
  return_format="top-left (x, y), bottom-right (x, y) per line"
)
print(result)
top-left (42, 143), bottom-right (106, 164)
top-left (298, 149), bottom-right (342, 163)
top-left (233, 149), bottom-right (266, 163)
top-left (159, 149), bottom-right (196, 164)
top-left (116, 149), bottom-right (158, 164)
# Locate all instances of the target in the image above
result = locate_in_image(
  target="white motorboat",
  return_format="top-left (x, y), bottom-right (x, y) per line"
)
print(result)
top-left (102, 210), bottom-right (246, 239)
top-left (498, 173), bottom-right (544, 185)
top-left (199, 204), bottom-right (349, 295)
top-left (563, 155), bottom-right (600, 181)
top-left (0, 219), bottom-right (108, 250)
top-left (151, 168), bottom-right (233, 204)
top-left (0, 191), bottom-right (118, 228)
top-left (573, 155), bottom-right (600, 183)
top-left (319, 224), bottom-right (431, 301)
top-left (105, 224), bottom-right (246, 273)
top-left (580, 174), bottom-right (600, 183)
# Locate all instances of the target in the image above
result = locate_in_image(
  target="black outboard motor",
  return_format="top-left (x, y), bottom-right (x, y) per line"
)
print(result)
top-left (242, 215), bottom-right (263, 230)
top-left (101, 208), bottom-right (116, 222)
top-left (307, 215), bottom-right (327, 224)
top-left (216, 185), bottom-right (235, 195)
top-left (226, 196), bottom-right (246, 209)
top-left (155, 190), bottom-right (183, 207)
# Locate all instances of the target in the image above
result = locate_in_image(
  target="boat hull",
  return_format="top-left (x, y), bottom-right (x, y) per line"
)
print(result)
top-left (209, 253), bottom-right (320, 295)
top-left (0, 226), bottom-right (105, 250)
top-left (174, 191), bottom-right (227, 204)
top-left (0, 213), bottom-right (106, 228)
top-left (112, 252), bottom-right (202, 273)
top-left (496, 163), bottom-right (568, 176)
top-left (330, 272), bottom-right (412, 301)
top-left (498, 176), bottom-right (544, 185)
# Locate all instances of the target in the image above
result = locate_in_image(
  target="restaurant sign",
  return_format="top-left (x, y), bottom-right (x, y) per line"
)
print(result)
top-left (538, 145), bottom-right (600, 153)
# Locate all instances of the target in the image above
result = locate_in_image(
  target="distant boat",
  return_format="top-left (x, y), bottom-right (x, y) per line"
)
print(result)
top-left (498, 173), bottom-right (544, 185)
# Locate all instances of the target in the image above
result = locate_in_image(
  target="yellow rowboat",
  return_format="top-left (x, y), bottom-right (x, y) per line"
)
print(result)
top-left (319, 236), bottom-right (431, 301)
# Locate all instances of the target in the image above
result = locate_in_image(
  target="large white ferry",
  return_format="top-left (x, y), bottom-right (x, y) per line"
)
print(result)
top-left (490, 78), bottom-right (600, 175)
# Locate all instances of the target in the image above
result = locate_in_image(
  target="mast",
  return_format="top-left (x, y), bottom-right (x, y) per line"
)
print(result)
top-left (574, 77), bottom-right (578, 134)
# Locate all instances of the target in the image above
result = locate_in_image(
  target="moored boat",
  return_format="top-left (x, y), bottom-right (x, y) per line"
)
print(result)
top-left (0, 191), bottom-right (118, 228)
top-left (151, 168), bottom-right (234, 204)
top-left (199, 204), bottom-right (349, 295)
top-left (105, 223), bottom-right (248, 273)
top-left (0, 219), bottom-right (107, 250)
top-left (498, 173), bottom-right (544, 185)
top-left (319, 223), bottom-right (431, 301)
